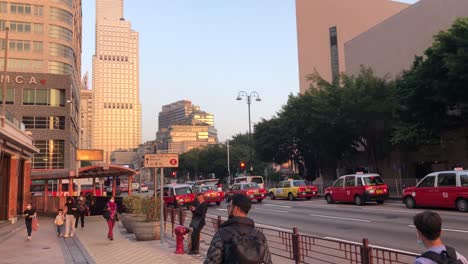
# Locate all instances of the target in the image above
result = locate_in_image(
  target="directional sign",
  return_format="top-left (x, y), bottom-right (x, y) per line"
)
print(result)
top-left (144, 153), bottom-right (179, 168)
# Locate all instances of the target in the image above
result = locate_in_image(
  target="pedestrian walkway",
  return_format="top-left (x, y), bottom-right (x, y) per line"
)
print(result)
top-left (0, 216), bottom-right (94, 264)
top-left (76, 216), bottom-right (203, 264)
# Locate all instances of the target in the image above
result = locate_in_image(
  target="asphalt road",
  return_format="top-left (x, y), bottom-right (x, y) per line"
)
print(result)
top-left (205, 198), bottom-right (468, 257)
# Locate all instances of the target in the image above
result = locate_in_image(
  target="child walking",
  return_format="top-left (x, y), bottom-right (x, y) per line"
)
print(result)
top-left (54, 209), bottom-right (65, 237)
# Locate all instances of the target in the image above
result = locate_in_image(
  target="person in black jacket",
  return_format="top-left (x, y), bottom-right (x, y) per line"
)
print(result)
top-left (189, 193), bottom-right (208, 255)
top-left (204, 194), bottom-right (272, 264)
top-left (23, 203), bottom-right (36, 241)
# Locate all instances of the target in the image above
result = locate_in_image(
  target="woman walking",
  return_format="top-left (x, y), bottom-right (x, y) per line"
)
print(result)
top-left (75, 195), bottom-right (87, 229)
top-left (64, 197), bottom-right (77, 238)
top-left (104, 197), bottom-right (117, 240)
top-left (23, 203), bottom-right (36, 241)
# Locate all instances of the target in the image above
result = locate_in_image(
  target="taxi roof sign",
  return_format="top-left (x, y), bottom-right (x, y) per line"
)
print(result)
top-left (356, 172), bottom-right (364, 175)
top-left (454, 167), bottom-right (464, 171)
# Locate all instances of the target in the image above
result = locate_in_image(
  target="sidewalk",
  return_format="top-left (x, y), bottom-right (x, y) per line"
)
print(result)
top-left (76, 216), bottom-right (203, 264)
top-left (0, 216), bottom-right (93, 264)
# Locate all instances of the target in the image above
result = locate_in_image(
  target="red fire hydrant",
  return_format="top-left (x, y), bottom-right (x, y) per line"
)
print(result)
top-left (174, 226), bottom-right (192, 254)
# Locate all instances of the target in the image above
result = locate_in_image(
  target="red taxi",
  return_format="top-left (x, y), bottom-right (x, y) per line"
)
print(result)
top-left (325, 173), bottom-right (388, 206)
top-left (192, 184), bottom-right (225, 206)
top-left (226, 182), bottom-right (267, 203)
top-left (402, 169), bottom-right (468, 212)
top-left (162, 184), bottom-right (195, 208)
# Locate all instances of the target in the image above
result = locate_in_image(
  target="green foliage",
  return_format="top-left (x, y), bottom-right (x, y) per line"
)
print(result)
top-left (141, 196), bottom-right (160, 222)
top-left (122, 195), bottom-right (142, 214)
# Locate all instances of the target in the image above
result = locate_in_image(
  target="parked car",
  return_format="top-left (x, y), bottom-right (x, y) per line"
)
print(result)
top-left (324, 173), bottom-right (389, 206)
top-left (192, 184), bottom-right (224, 206)
top-left (402, 169), bottom-right (468, 212)
top-left (226, 182), bottom-right (267, 203)
top-left (161, 184), bottom-right (195, 208)
top-left (269, 179), bottom-right (318, 201)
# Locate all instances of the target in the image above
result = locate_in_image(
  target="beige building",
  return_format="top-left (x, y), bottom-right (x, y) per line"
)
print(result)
top-left (296, 0), bottom-right (408, 92)
top-left (92, 0), bottom-right (141, 162)
top-left (80, 73), bottom-right (92, 149)
top-left (157, 100), bottom-right (217, 154)
top-left (345, 0), bottom-right (468, 79)
top-left (1, 1), bottom-right (82, 176)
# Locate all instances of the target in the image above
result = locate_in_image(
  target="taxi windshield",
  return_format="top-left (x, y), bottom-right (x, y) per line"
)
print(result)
top-left (175, 187), bottom-right (192, 195)
top-left (292, 180), bottom-right (307, 187)
top-left (243, 183), bottom-right (259, 189)
top-left (363, 176), bottom-right (384, 186)
top-left (200, 186), bottom-right (216, 192)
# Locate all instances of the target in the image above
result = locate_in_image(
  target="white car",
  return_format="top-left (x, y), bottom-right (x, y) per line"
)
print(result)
top-left (140, 184), bottom-right (149, 192)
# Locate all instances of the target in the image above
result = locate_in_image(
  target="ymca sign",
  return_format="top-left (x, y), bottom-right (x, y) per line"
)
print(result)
top-left (0, 75), bottom-right (47, 85)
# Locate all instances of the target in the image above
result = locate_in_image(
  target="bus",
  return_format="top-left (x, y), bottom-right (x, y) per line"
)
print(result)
top-left (30, 180), bottom-right (77, 196)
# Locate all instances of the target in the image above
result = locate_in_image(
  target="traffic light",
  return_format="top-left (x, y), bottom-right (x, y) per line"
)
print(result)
top-left (240, 161), bottom-right (246, 170)
top-left (171, 171), bottom-right (176, 177)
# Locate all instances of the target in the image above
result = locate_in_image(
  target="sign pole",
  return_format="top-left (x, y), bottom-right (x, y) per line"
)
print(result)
top-left (160, 167), bottom-right (164, 244)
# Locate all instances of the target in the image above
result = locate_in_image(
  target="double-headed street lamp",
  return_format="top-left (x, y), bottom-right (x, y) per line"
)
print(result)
top-left (236, 91), bottom-right (261, 173)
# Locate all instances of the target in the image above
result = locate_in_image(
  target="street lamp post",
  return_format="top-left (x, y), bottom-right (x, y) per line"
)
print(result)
top-left (236, 91), bottom-right (261, 173)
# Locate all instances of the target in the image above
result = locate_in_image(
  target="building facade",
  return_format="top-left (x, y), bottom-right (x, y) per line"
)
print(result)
top-left (92, 0), bottom-right (141, 162)
top-left (80, 74), bottom-right (92, 149)
top-left (157, 100), bottom-right (217, 154)
top-left (345, 0), bottom-right (468, 79)
top-left (1, 1), bottom-right (82, 178)
top-left (295, 0), bottom-right (408, 93)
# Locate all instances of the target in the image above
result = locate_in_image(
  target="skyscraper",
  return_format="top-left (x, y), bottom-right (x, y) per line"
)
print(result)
top-left (1, 0), bottom-right (82, 175)
top-left (92, 0), bottom-right (141, 162)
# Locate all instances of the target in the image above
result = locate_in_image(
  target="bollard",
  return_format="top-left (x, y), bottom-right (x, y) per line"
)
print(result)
top-left (174, 226), bottom-right (191, 254)
top-left (361, 238), bottom-right (371, 264)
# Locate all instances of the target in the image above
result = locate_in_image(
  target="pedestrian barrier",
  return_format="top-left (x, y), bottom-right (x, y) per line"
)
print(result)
top-left (163, 207), bottom-right (418, 264)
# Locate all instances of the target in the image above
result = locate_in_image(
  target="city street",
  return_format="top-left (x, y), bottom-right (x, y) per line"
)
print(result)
top-left (205, 198), bottom-right (468, 257)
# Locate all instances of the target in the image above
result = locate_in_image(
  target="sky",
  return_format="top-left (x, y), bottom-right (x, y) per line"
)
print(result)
top-left (81, 0), bottom-right (419, 143)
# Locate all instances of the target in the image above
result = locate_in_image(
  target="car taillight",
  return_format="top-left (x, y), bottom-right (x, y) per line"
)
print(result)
top-left (298, 187), bottom-right (305, 192)
top-left (246, 190), bottom-right (254, 195)
top-left (217, 193), bottom-right (220, 196)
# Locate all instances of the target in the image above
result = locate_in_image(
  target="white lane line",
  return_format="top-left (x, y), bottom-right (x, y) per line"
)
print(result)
top-left (217, 209), bottom-right (227, 211)
top-left (324, 237), bottom-right (418, 255)
top-left (309, 214), bottom-right (371, 223)
top-left (262, 204), bottom-right (291, 208)
top-left (361, 207), bottom-right (414, 214)
top-left (256, 208), bottom-right (289, 213)
top-left (408, 225), bottom-right (468, 233)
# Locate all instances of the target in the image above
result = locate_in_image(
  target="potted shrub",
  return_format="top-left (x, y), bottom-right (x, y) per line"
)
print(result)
top-left (133, 196), bottom-right (161, 241)
top-left (121, 196), bottom-right (144, 233)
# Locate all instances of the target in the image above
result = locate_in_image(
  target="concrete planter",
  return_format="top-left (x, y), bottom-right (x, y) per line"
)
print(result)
top-left (124, 214), bottom-right (146, 233)
top-left (133, 221), bottom-right (161, 241)
top-left (120, 213), bottom-right (134, 228)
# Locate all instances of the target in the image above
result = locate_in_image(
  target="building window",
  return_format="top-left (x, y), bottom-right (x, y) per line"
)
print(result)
top-left (22, 88), bottom-right (65, 106)
top-left (0, 2), bottom-right (7, 13)
top-left (34, 5), bottom-right (43, 17)
top-left (48, 61), bottom-right (73, 75)
top-left (33, 23), bottom-right (43, 34)
top-left (6, 39), bottom-right (31, 52)
top-left (33, 41), bottom-right (43, 52)
top-left (0, 87), bottom-right (14, 104)
top-left (9, 21), bottom-right (31, 33)
top-left (32, 140), bottom-right (65, 169)
top-left (51, 0), bottom-right (73, 9)
top-left (0, 20), bottom-right (5, 31)
top-left (48, 25), bottom-right (72, 42)
top-left (50, 7), bottom-right (73, 25)
top-left (329, 26), bottom-right (340, 83)
top-left (22, 116), bottom-right (65, 130)
top-left (0, 58), bottom-right (42, 72)
top-left (10, 3), bottom-right (32, 15)
top-left (49, 42), bottom-right (74, 60)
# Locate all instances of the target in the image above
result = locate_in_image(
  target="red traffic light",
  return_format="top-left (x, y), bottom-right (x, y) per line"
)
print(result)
top-left (240, 161), bottom-right (245, 169)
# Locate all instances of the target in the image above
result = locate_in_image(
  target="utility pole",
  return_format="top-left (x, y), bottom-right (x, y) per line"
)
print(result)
top-left (1, 27), bottom-right (9, 128)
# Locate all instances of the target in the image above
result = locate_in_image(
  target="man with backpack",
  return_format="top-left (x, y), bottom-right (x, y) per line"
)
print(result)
top-left (413, 211), bottom-right (467, 264)
top-left (204, 194), bottom-right (272, 264)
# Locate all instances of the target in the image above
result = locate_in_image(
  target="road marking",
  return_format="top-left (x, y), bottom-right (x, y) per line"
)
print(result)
top-left (325, 237), bottom-right (418, 255)
top-left (309, 214), bottom-right (371, 223)
top-left (262, 204), bottom-right (291, 208)
top-left (408, 225), bottom-right (468, 233)
top-left (256, 208), bottom-right (289, 213)
top-left (216, 209), bottom-right (227, 211)
top-left (361, 207), bottom-right (414, 214)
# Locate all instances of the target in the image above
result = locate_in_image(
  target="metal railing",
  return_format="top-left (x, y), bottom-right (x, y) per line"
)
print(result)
top-left (4, 110), bottom-right (25, 131)
top-left (163, 207), bottom-right (418, 264)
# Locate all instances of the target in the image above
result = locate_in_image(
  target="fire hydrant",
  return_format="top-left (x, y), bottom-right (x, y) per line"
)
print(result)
top-left (174, 226), bottom-right (192, 254)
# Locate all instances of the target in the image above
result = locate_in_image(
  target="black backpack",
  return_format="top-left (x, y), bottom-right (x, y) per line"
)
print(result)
top-left (420, 246), bottom-right (464, 264)
top-left (224, 227), bottom-right (267, 264)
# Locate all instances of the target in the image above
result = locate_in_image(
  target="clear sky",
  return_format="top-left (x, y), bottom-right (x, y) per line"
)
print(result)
top-left (81, 0), bottom-right (419, 143)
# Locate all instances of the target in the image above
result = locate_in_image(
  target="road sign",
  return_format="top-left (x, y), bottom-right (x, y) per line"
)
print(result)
top-left (144, 153), bottom-right (179, 168)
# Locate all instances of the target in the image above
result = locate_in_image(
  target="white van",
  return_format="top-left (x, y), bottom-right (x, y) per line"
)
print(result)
top-left (232, 176), bottom-right (264, 189)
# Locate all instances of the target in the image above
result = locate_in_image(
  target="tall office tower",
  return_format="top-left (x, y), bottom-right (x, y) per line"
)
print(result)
top-left (92, 0), bottom-right (141, 162)
top-left (80, 73), bottom-right (92, 149)
top-left (1, 0), bottom-right (82, 176)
